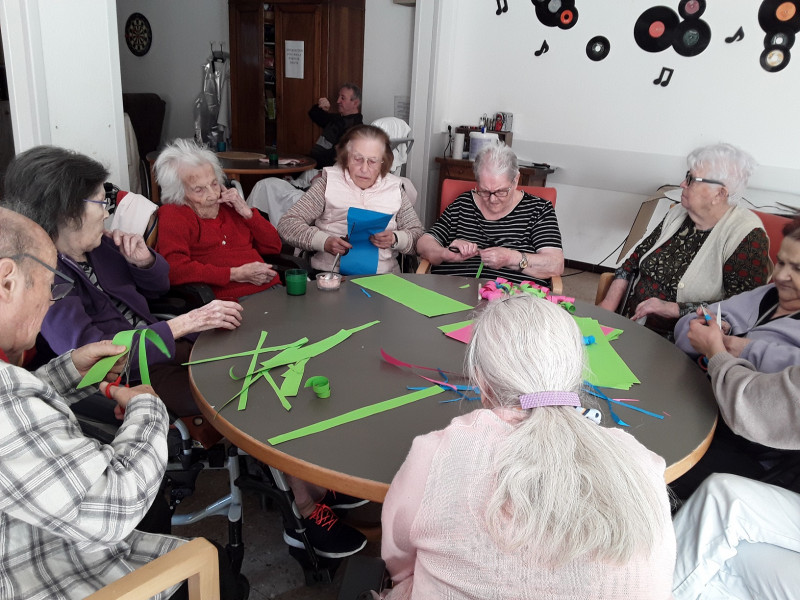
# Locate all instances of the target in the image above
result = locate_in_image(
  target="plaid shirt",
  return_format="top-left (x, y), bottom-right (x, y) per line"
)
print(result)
top-left (0, 351), bottom-right (183, 599)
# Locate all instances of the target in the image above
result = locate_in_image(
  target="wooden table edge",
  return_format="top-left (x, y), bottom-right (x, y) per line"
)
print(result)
top-left (664, 413), bottom-right (717, 484)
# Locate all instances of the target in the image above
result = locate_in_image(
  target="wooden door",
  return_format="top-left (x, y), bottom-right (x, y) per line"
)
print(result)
top-left (228, 0), bottom-right (266, 152)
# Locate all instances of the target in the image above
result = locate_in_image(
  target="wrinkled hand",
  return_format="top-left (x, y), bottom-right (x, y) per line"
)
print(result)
top-left (230, 261), bottom-right (276, 285)
top-left (479, 247), bottom-right (515, 270)
top-left (99, 381), bottom-right (157, 411)
top-left (693, 307), bottom-right (731, 334)
top-left (723, 335), bottom-right (751, 358)
top-left (444, 239), bottom-right (479, 262)
top-left (184, 300), bottom-right (243, 333)
top-left (108, 230), bottom-right (155, 268)
top-left (318, 97), bottom-right (331, 111)
top-left (324, 236), bottom-right (352, 256)
top-left (630, 298), bottom-right (679, 321)
top-left (687, 318), bottom-right (726, 358)
top-left (71, 340), bottom-right (129, 379)
top-left (218, 185), bottom-right (252, 219)
top-left (369, 230), bottom-right (395, 249)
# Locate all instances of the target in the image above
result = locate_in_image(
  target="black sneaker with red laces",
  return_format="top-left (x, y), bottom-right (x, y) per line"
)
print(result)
top-left (283, 503), bottom-right (367, 558)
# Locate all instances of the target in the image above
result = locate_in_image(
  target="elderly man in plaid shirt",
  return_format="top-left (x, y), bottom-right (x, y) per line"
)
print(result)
top-left (0, 207), bottom-right (197, 599)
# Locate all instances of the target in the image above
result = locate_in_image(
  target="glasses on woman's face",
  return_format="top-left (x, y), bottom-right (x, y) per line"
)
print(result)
top-left (684, 171), bottom-right (725, 188)
top-left (83, 197), bottom-right (112, 210)
top-left (9, 253), bottom-right (75, 301)
top-left (349, 154), bottom-right (383, 169)
top-left (473, 185), bottom-right (513, 199)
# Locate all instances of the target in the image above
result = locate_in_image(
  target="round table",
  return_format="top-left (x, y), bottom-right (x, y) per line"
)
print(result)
top-left (189, 274), bottom-right (718, 503)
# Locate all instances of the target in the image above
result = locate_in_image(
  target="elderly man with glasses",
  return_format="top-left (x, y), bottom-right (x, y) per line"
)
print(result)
top-left (417, 144), bottom-right (564, 287)
top-left (597, 143), bottom-right (769, 338)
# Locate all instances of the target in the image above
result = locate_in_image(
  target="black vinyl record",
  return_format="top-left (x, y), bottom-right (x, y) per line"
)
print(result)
top-left (679, 0), bottom-right (707, 19)
top-left (760, 45), bottom-right (792, 71)
top-left (672, 19), bottom-right (712, 56)
top-left (558, 7), bottom-right (579, 30)
top-left (759, 0), bottom-right (800, 34)
top-left (586, 35), bottom-right (610, 61)
top-left (764, 30), bottom-right (796, 48)
top-left (634, 6), bottom-right (681, 52)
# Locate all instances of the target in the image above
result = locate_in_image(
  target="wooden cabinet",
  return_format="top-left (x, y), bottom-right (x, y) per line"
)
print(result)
top-left (228, 0), bottom-right (365, 155)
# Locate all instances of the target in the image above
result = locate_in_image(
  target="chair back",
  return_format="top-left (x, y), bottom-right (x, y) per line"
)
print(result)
top-left (753, 210), bottom-right (794, 268)
top-left (439, 178), bottom-right (557, 216)
top-left (372, 117), bottom-right (413, 176)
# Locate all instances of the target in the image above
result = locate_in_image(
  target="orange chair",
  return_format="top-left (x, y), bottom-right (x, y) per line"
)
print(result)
top-left (753, 209), bottom-right (794, 270)
top-left (419, 178), bottom-right (562, 294)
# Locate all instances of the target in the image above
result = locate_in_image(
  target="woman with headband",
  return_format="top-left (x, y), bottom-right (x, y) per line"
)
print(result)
top-left (378, 295), bottom-right (675, 599)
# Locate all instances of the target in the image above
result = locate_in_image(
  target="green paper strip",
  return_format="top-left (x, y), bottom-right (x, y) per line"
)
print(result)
top-left (350, 275), bottom-right (473, 318)
top-left (475, 262), bottom-right (484, 278)
top-left (184, 337), bottom-right (309, 366)
top-left (77, 328), bottom-right (170, 388)
top-left (238, 331), bottom-right (269, 411)
top-left (261, 321), bottom-right (380, 370)
top-left (263, 369), bottom-right (292, 411)
top-left (438, 319), bottom-right (474, 334)
top-left (268, 386), bottom-right (444, 445)
top-left (559, 301), bottom-right (576, 314)
top-left (279, 358), bottom-right (309, 396)
top-left (304, 376), bottom-right (331, 398)
top-left (459, 284), bottom-right (470, 289)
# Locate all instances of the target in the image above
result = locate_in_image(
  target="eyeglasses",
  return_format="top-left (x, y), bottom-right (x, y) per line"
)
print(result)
top-left (684, 171), bottom-right (725, 188)
top-left (83, 197), bottom-right (112, 210)
top-left (349, 154), bottom-right (383, 168)
top-left (9, 253), bottom-right (75, 301)
top-left (473, 185), bottom-right (513, 199)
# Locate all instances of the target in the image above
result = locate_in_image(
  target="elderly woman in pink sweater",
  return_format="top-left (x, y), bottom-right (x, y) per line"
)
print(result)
top-left (380, 295), bottom-right (676, 599)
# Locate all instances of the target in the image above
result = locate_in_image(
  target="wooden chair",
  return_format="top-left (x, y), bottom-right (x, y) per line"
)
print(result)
top-left (417, 178), bottom-right (562, 294)
top-left (594, 209), bottom-right (795, 307)
top-left (86, 538), bottom-right (219, 600)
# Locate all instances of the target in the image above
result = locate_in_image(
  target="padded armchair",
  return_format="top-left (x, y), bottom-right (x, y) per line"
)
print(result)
top-left (417, 178), bottom-right (563, 294)
top-left (85, 538), bottom-right (219, 600)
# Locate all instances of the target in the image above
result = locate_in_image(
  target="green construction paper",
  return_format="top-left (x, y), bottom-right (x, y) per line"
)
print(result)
top-left (304, 375), bottom-right (331, 398)
top-left (263, 370), bottom-right (292, 411)
top-left (459, 284), bottom-right (470, 289)
top-left (77, 328), bottom-right (170, 388)
top-left (604, 328), bottom-right (623, 342)
top-left (238, 331), bottom-right (269, 411)
top-left (475, 262), bottom-right (484, 278)
top-left (573, 317), bottom-right (640, 390)
top-left (260, 321), bottom-right (380, 370)
top-left (268, 385), bottom-right (445, 445)
top-left (184, 338), bottom-right (309, 366)
top-left (279, 358), bottom-right (309, 396)
top-left (350, 275), bottom-right (473, 318)
top-left (438, 319), bottom-right (474, 334)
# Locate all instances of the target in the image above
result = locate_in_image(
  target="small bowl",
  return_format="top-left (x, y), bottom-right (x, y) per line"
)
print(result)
top-left (316, 272), bottom-right (342, 291)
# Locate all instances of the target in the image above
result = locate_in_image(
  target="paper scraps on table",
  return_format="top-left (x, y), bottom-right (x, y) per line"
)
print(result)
top-left (351, 274), bottom-right (473, 317)
top-left (78, 328), bottom-right (171, 388)
top-left (600, 325), bottom-right (623, 341)
top-left (584, 381), bottom-right (665, 427)
top-left (380, 349), bottom-right (478, 403)
top-left (573, 316), bottom-right (640, 390)
top-left (479, 278), bottom-right (576, 313)
top-left (304, 376), bottom-right (331, 398)
top-left (443, 323), bottom-right (473, 344)
top-left (340, 207), bottom-right (392, 275)
top-left (268, 385), bottom-right (445, 445)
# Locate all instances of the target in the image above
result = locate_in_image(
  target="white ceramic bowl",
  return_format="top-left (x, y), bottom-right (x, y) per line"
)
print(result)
top-left (316, 272), bottom-right (342, 291)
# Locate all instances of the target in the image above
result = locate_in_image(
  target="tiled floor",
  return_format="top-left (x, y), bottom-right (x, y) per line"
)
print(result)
top-left (172, 269), bottom-right (602, 599)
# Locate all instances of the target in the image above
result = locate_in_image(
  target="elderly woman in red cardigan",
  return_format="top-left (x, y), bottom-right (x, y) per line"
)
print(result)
top-left (155, 139), bottom-right (283, 299)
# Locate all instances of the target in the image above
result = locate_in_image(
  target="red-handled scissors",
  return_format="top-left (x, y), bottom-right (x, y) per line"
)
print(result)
top-left (105, 353), bottom-right (132, 399)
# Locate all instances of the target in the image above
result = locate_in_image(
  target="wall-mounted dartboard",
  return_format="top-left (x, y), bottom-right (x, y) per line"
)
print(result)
top-left (125, 13), bottom-right (152, 57)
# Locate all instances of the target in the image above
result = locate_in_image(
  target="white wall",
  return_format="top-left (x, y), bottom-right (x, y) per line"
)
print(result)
top-left (361, 1), bottom-right (415, 124)
top-left (116, 0), bottom-right (229, 143)
top-left (412, 0), bottom-right (800, 266)
top-left (1, 0), bottom-right (128, 186)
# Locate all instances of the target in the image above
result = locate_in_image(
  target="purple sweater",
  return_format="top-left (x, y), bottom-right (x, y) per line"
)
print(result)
top-left (41, 236), bottom-right (178, 376)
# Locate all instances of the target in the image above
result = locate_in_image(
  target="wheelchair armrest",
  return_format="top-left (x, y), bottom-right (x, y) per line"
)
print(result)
top-left (264, 253), bottom-right (313, 284)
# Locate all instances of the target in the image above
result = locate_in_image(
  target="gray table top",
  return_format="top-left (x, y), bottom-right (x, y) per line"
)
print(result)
top-left (189, 274), bottom-right (717, 502)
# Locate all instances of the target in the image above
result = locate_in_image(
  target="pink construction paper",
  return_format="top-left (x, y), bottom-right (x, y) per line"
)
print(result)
top-left (600, 325), bottom-right (616, 336)
top-left (444, 324), bottom-right (473, 344)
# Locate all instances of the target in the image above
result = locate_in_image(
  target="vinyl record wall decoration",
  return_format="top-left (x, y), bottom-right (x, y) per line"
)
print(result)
top-left (532, 0), bottom-right (579, 29)
top-left (634, 3), bottom-right (711, 56)
top-left (758, 0), bottom-right (800, 72)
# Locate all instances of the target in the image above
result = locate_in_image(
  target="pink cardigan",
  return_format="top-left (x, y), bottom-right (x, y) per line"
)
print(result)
top-left (381, 408), bottom-right (676, 599)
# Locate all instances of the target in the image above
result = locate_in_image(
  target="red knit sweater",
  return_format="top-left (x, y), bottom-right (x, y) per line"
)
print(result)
top-left (156, 203), bottom-right (282, 299)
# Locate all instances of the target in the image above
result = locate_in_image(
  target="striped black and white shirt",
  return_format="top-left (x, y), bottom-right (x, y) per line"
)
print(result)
top-left (427, 191), bottom-right (562, 285)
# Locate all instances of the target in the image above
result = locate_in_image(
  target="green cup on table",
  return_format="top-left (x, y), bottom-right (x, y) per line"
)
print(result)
top-left (285, 269), bottom-right (308, 296)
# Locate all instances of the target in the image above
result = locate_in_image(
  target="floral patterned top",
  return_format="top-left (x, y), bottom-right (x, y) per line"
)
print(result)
top-left (615, 215), bottom-right (769, 335)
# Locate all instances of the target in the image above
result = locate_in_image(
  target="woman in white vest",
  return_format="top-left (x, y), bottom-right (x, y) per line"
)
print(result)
top-left (598, 143), bottom-right (770, 338)
top-left (277, 125), bottom-right (423, 275)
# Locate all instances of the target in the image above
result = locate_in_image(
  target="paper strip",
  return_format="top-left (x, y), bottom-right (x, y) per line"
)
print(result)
top-left (304, 376), bottom-right (331, 398)
top-left (238, 331), bottom-right (269, 411)
top-left (77, 329), bottom-right (170, 388)
top-left (351, 274), bottom-right (473, 317)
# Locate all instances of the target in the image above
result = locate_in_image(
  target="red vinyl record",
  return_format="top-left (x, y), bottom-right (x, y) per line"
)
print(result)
top-left (634, 6), bottom-right (681, 52)
top-left (672, 19), bottom-right (712, 56)
top-left (759, 0), bottom-right (800, 34)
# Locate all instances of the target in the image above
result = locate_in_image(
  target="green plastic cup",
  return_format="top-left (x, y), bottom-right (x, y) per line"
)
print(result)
top-left (285, 269), bottom-right (308, 296)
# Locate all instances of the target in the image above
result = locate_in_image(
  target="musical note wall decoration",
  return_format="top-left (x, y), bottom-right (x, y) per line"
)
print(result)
top-left (535, 40), bottom-right (550, 56)
top-left (653, 66), bottom-right (674, 86)
top-left (725, 26), bottom-right (745, 43)
top-left (495, 0), bottom-right (508, 15)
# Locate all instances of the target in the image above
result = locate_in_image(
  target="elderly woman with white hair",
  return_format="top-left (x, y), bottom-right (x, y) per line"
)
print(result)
top-left (416, 144), bottom-right (563, 286)
top-left (599, 143), bottom-right (769, 337)
top-left (380, 295), bottom-right (676, 599)
top-left (155, 139), bottom-right (283, 299)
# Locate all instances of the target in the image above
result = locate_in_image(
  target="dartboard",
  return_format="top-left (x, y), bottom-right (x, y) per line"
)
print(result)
top-left (125, 13), bottom-right (152, 57)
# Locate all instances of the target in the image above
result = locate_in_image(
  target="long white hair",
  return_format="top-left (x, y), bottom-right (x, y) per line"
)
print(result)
top-left (465, 295), bottom-right (665, 565)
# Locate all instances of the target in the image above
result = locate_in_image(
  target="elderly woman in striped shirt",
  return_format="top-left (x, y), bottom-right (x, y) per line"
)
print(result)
top-left (417, 144), bottom-right (563, 287)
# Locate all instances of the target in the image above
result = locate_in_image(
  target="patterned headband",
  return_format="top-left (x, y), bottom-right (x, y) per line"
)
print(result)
top-left (518, 391), bottom-right (581, 409)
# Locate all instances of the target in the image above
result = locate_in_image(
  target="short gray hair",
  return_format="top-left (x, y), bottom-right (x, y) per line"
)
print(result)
top-left (154, 138), bottom-right (226, 205)
top-left (473, 143), bottom-right (519, 183)
top-left (687, 143), bottom-right (757, 202)
top-left (467, 295), bottom-right (667, 565)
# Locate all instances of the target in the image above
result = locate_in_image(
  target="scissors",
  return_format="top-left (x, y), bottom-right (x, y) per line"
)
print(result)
top-left (340, 223), bottom-right (356, 255)
top-left (105, 350), bottom-right (132, 398)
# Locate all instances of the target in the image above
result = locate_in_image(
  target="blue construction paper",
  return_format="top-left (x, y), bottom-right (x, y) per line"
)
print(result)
top-left (340, 207), bottom-right (392, 276)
